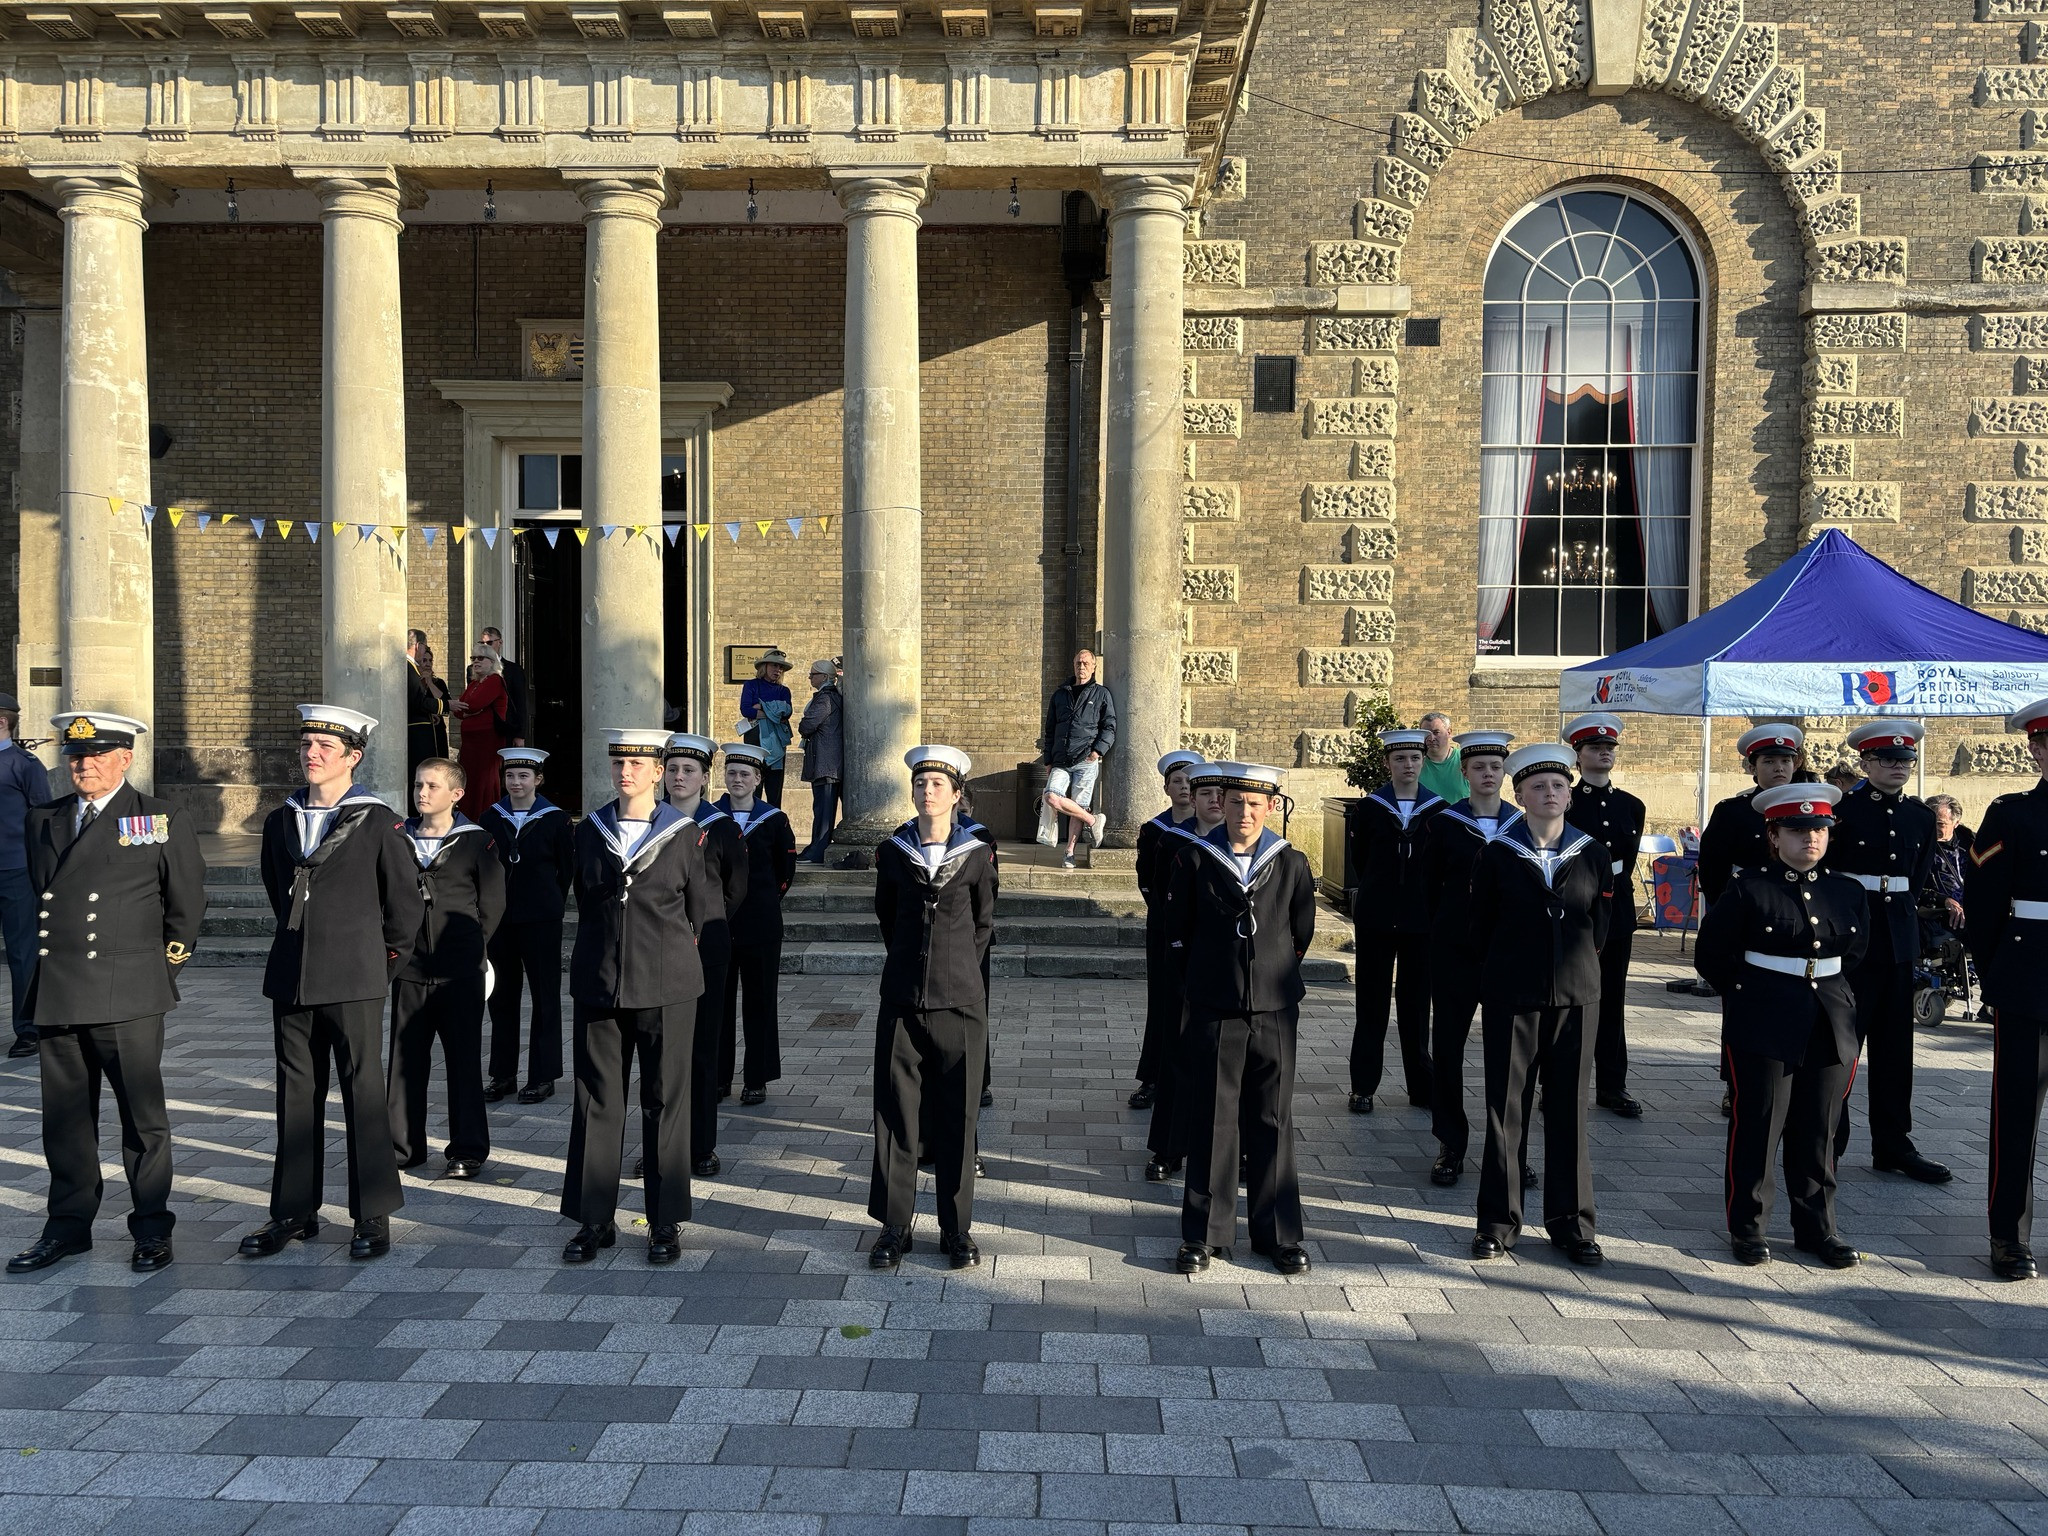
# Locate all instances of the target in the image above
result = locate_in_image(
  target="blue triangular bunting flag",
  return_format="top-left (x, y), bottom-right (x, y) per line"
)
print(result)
top-left (786, 519), bottom-right (802, 538)
top-left (141, 504), bottom-right (157, 525)
top-left (544, 528), bottom-right (560, 549)
top-left (357, 524), bottom-right (376, 541)
top-left (663, 524), bottom-right (681, 546)
top-left (724, 522), bottom-right (740, 544)
top-left (480, 527), bottom-right (498, 550)
top-left (306, 522), bottom-right (320, 544)
top-left (250, 518), bottom-right (267, 539)
top-left (421, 526), bottom-right (438, 548)
top-left (196, 514), bottom-right (212, 531)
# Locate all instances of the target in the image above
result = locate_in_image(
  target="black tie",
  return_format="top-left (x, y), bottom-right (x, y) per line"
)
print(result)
top-left (78, 803), bottom-right (98, 835)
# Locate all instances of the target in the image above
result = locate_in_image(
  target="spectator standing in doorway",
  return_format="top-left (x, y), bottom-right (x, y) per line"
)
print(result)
top-left (797, 659), bottom-right (843, 863)
top-left (480, 627), bottom-right (529, 747)
top-left (739, 650), bottom-right (795, 806)
top-left (1419, 713), bottom-right (1465, 806)
top-left (1038, 649), bottom-right (1117, 869)
top-left (405, 631), bottom-right (445, 781)
top-left (0, 697), bottom-right (50, 1058)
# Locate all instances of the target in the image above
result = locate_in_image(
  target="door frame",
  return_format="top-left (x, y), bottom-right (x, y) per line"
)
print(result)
top-left (432, 378), bottom-right (732, 736)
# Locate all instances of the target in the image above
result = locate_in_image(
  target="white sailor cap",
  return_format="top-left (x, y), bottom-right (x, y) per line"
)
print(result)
top-left (1452, 730), bottom-right (1514, 760)
top-left (2012, 697), bottom-right (2048, 735)
top-left (906, 744), bottom-right (972, 783)
top-left (1846, 719), bottom-right (1924, 759)
top-left (1157, 749), bottom-right (1205, 780)
top-left (297, 704), bottom-right (377, 747)
top-left (1208, 762), bottom-right (1287, 794)
top-left (1507, 743), bottom-right (1576, 786)
top-left (665, 733), bottom-right (718, 764)
top-left (604, 728), bottom-right (671, 759)
top-left (1736, 724), bottom-right (1804, 759)
top-left (51, 712), bottom-right (147, 756)
top-left (1379, 728), bottom-right (1430, 751)
top-left (1185, 761), bottom-right (1230, 787)
top-left (1755, 782), bottom-right (1842, 827)
top-left (722, 742), bottom-right (768, 769)
top-left (1564, 712), bottom-right (1625, 746)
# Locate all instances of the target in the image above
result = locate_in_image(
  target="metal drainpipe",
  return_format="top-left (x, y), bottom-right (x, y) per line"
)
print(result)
top-left (1060, 192), bottom-right (1106, 660)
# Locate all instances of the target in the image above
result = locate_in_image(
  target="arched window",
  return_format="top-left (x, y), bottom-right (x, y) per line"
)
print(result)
top-left (1477, 187), bottom-right (1701, 658)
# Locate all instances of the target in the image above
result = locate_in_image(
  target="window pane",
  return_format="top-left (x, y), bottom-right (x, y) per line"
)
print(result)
top-left (1649, 242), bottom-right (1698, 304)
top-left (560, 454), bottom-right (583, 512)
top-left (1562, 189), bottom-right (1625, 237)
top-left (1507, 199), bottom-right (1569, 259)
top-left (660, 455), bottom-right (688, 515)
top-left (1485, 247), bottom-right (1531, 301)
top-left (519, 453), bottom-right (558, 512)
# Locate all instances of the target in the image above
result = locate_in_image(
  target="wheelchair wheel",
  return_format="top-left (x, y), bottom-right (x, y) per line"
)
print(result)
top-left (1912, 983), bottom-right (1946, 1028)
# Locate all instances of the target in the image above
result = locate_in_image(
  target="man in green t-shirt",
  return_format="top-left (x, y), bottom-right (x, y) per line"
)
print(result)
top-left (1419, 713), bottom-right (1465, 805)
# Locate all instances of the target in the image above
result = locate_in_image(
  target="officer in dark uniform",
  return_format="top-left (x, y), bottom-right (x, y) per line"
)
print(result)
top-left (1164, 762), bottom-right (1318, 1276)
top-left (1420, 730), bottom-right (1517, 1187)
top-left (388, 757), bottom-right (505, 1180)
top-left (715, 741), bottom-right (796, 1105)
top-left (1823, 719), bottom-right (1948, 1183)
top-left (6, 713), bottom-right (205, 1275)
top-left (243, 705), bottom-right (423, 1262)
top-left (1695, 784), bottom-right (1867, 1268)
top-left (665, 733), bottom-right (747, 1178)
top-left (480, 746), bottom-right (574, 1104)
top-left (1698, 726), bottom-right (1804, 904)
top-left (561, 728), bottom-right (716, 1265)
top-left (1468, 744), bottom-right (1611, 1267)
top-left (870, 744), bottom-right (996, 1271)
top-left (1133, 750), bottom-right (1203, 1111)
top-left (1345, 727), bottom-right (1444, 1114)
top-left (1565, 714), bottom-right (1647, 1119)
top-left (1964, 696), bottom-right (2048, 1281)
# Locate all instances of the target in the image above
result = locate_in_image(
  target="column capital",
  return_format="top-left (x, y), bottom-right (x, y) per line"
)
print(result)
top-left (562, 166), bottom-right (671, 224)
top-left (25, 163), bottom-right (173, 226)
top-left (1099, 161), bottom-right (1199, 222)
top-left (291, 164), bottom-right (425, 228)
top-left (831, 166), bottom-right (931, 224)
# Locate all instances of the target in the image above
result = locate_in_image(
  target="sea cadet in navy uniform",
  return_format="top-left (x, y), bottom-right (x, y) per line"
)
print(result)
top-left (561, 728), bottom-right (716, 1266)
top-left (6, 713), bottom-right (204, 1275)
top-left (1420, 730), bottom-right (1518, 1187)
top-left (1698, 726), bottom-right (1804, 905)
top-left (1164, 763), bottom-right (1318, 1276)
top-left (956, 801), bottom-right (999, 1109)
top-left (388, 757), bottom-right (505, 1180)
top-left (480, 746), bottom-right (574, 1104)
top-left (1142, 761), bottom-right (1228, 1180)
top-left (1695, 784), bottom-right (1867, 1269)
top-left (1565, 713), bottom-right (1649, 1119)
top-left (244, 706), bottom-right (423, 1262)
top-left (1132, 751), bottom-right (1204, 1107)
top-left (1468, 744), bottom-right (1611, 1266)
top-left (715, 741), bottom-right (796, 1105)
top-left (1344, 727), bottom-right (1444, 1114)
top-left (1963, 697), bottom-right (2048, 1281)
top-left (869, 745), bottom-right (997, 1271)
top-left (664, 733), bottom-right (748, 1178)
top-left (1823, 719), bottom-right (1949, 1183)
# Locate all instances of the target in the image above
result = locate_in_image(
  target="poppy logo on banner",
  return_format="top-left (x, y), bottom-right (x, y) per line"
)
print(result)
top-left (1841, 670), bottom-right (1897, 707)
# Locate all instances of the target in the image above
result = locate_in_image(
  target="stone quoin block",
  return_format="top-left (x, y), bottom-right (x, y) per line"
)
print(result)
top-left (1309, 240), bottom-right (1401, 286)
top-left (1181, 240), bottom-right (1245, 285)
top-left (1308, 398), bottom-right (1396, 437)
top-left (1348, 523), bottom-right (1398, 561)
top-left (1297, 728), bottom-right (1356, 766)
top-left (2018, 527), bottom-right (2048, 563)
top-left (1303, 482), bottom-right (1394, 520)
top-left (1804, 441), bottom-right (1854, 479)
top-left (1810, 397), bottom-right (1904, 437)
top-left (1968, 483), bottom-right (2048, 521)
top-left (1352, 443), bottom-right (1395, 478)
top-left (1353, 357), bottom-right (1398, 395)
top-left (1182, 565), bottom-right (1239, 602)
top-left (1970, 566), bottom-right (2048, 606)
top-left (1183, 400), bottom-right (1241, 436)
top-left (1957, 738), bottom-right (2039, 773)
top-left (1302, 565), bottom-right (1393, 603)
top-left (1803, 483), bottom-right (1898, 522)
top-left (1300, 646), bottom-right (1394, 687)
top-left (1975, 313), bottom-right (2048, 352)
top-left (1311, 316), bottom-right (1400, 352)
top-left (1345, 606), bottom-right (1396, 644)
top-left (1183, 315), bottom-right (1241, 351)
top-left (1810, 312), bottom-right (1904, 351)
top-left (1813, 238), bottom-right (1906, 283)
top-left (1804, 355), bottom-right (1855, 395)
top-left (2022, 442), bottom-right (2048, 478)
top-left (1979, 238), bottom-right (2048, 282)
top-left (1182, 728), bottom-right (1235, 759)
top-left (1974, 398), bottom-right (2048, 436)
top-left (1182, 482), bottom-right (1240, 519)
top-left (1181, 648), bottom-right (1237, 684)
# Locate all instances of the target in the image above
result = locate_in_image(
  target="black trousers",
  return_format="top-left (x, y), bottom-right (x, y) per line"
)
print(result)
top-left (689, 928), bottom-right (733, 1165)
top-left (388, 976), bottom-right (490, 1166)
top-left (805, 779), bottom-right (839, 858)
top-left (270, 999), bottom-right (404, 1224)
top-left (1593, 912), bottom-right (1636, 1096)
top-left (1477, 1004), bottom-right (1595, 1246)
top-left (1146, 998), bottom-right (1193, 1162)
top-left (871, 1005), bottom-right (985, 1234)
top-left (1839, 954), bottom-right (1917, 1159)
top-left (1135, 930), bottom-right (1179, 1085)
top-left (1351, 928), bottom-right (1433, 1102)
top-left (37, 1017), bottom-right (174, 1242)
top-left (1723, 1035), bottom-right (1850, 1244)
top-left (1429, 969), bottom-right (1479, 1160)
top-left (763, 766), bottom-right (787, 808)
top-left (1181, 1008), bottom-right (1304, 1251)
top-left (1989, 1009), bottom-right (2048, 1246)
top-left (486, 917), bottom-right (564, 1087)
top-left (0, 866), bottom-right (38, 1039)
top-left (720, 919), bottom-right (784, 1091)
top-left (564, 1003), bottom-right (693, 1229)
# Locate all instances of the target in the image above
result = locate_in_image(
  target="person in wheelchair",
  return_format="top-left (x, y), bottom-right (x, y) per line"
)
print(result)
top-left (1916, 794), bottom-right (1980, 1024)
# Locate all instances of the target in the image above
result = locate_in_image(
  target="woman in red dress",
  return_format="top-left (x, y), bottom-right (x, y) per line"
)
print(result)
top-left (451, 648), bottom-right (509, 818)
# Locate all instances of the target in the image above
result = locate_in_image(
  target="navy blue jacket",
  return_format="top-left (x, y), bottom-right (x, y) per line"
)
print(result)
top-left (0, 742), bottom-right (51, 873)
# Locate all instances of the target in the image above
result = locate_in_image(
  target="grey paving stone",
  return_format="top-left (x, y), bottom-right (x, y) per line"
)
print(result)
top-left (73, 1411), bottom-right (232, 1452)
top-left (489, 1461), bottom-right (642, 1508)
top-left (717, 1426), bottom-right (854, 1467)
top-left (243, 1505), bottom-right (403, 1536)
top-left (1721, 1495), bottom-right (1886, 1536)
top-left (1170, 1473), bottom-right (1319, 1526)
top-left (976, 1431), bottom-right (1106, 1473)
top-left (1444, 1485), bottom-right (1601, 1534)
top-left (1231, 1435), bottom-right (1370, 1481)
top-left (899, 1469), bottom-right (1038, 1517)
top-left (1857, 1500), bottom-right (2036, 1536)
top-left (79, 1450), bottom-right (249, 1498)
top-left (678, 1518), bottom-right (823, 1536)
top-left (389, 1507), bottom-right (543, 1535)
top-left (760, 1467), bottom-right (906, 1514)
top-left (352, 1460), bottom-right (510, 1507)
top-left (457, 1420), bottom-right (600, 1463)
top-left (625, 1463), bottom-right (775, 1511)
top-left (329, 1418), bottom-right (480, 1460)
top-left (1307, 1480), bottom-right (1460, 1531)
top-left (847, 1430), bottom-right (979, 1472)
top-left (1103, 1432), bottom-right (1235, 1478)
top-left (200, 1415), bottom-right (355, 1458)
top-left (1582, 1492), bottom-right (1747, 1536)
top-left (1875, 1456), bottom-right (2042, 1501)
top-left (1616, 1450), bottom-right (1773, 1496)
top-left (217, 1454), bottom-right (379, 1503)
top-left (92, 1497), bottom-right (266, 1536)
top-left (1037, 1473), bottom-right (1176, 1522)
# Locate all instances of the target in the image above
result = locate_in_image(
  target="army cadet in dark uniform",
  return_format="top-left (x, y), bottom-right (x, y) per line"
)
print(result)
top-left (388, 757), bottom-right (505, 1180)
top-left (1420, 730), bottom-right (1517, 1187)
top-left (6, 713), bottom-right (205, 1275)
top-left (1964, 696), bottom-right (2048, 1281)
top-left (1565, 714), bottom-right (1648, 1119)
top-left (1132, 750), bottom-right (1203, 1113)
top-left (870, 745), bottom-right (996, 1271)
top-left (480, 746), bottom-right (574, 1104)
top-left (561, 728), bottom-right (716, 1265)
top-left (1345, 727), bottom-right (1444, 1114)
top-left (1469, 744), bottom-right (1611, 1266)
top-left (1824, 719), bottom-right (1948, 1183)
top-left (665, 733), bottom-right (747, 1178)
top-left (1696, 784), bottom-right (1867, 1268)
top-left (244, 705), bottom-right (424, 1263)
top-left (1164, 762), bottom-right (1317, 1275)
top-left (715, 742), bottom-right (796, 1105)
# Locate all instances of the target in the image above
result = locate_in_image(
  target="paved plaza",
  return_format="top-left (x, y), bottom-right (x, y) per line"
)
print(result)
top-left (0, 933), bottom-right (2045, 1535)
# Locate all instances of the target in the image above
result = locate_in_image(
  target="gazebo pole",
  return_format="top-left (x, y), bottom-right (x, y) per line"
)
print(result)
top-left (1698, 717), bottom-right (1712, 830)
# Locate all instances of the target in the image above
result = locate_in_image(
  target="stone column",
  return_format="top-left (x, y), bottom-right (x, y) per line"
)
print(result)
top-left (831, 166), bottom-right (928, 843)
top-left (29, 166), bottom-right (157, 789)
top-left (566, 168), bottom-right (668, 806)
top-left (13, 272), bottom-right (63, 775)
top-left (1099, 164), bottom-right (1196, 845)
top-left (296, 167), bottom-right (414, 807)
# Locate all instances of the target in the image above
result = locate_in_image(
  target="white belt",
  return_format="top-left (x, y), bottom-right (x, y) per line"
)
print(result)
top-left (1850, 873), bottom-right (1908, 893)
top-left (2014, 899), bottom-right (2048, 920)
top-left (1745, 950), bottom-right (1843, 979)
top-left (1610, 860), bottom-right (1624, 875)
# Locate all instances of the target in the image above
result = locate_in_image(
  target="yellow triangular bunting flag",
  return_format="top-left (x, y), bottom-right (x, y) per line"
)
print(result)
top-left (820, 516), bottom-right (831, 535)
top-left (278, 520), bottom-right (294, 540)
top-left (629, 525), bottom-right (645, 539)
top-left (756, 520), bottom-right (772, 538)
top-left (221, 514), bottom-right (237, 524)
top-left (695, 523), bottom-right (711, 542)
top-left (167, 508), bottom-right (184, 528)
top-left (332, 522), bottom-right (346, 537)
top-left (453, 525), bottom-right (469, 544)
top-left (574, 528), bottom-right (589, 545)
top-left (107, 496), bottom-right (123, 515)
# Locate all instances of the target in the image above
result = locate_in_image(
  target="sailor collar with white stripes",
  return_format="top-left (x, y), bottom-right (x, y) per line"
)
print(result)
top-left (1437, 801), bottom-right (1522, 842)
top-left (1194, 824), bottom-right (1291, 890)
top-left (403, 812), bottom-right (487, 868)
top-left (1366, 785), bottom-right (1443, 829)
top-left (1496, 817), bottom-right (1598, 888)
top-left (492, 796), bottom-right (561, 831)
top-left (1150, 809), bottom-right (1204, 842)
top-left (669, 796), bottom-right (728, 829)
top-left (886, 819), bottom-right (986, 883)
top-left (286, 783), bottom-right (388, 856)
top-left (715, 794), bottom-right (786, 836)
top-left (589, 799), bottom-right (692, 873)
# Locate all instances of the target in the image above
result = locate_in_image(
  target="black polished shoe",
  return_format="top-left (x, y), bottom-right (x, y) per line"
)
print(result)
top-left (1260, 1244), bottom-right (1311, 1276)
top-left (7, 1234), bottom-right (90, 1273)
top-left (516, 1080), bottom-right (555, 1104)
top-left (694, 1155), bottom-right (721, 1177)
top-left (1521, 1164), bottom-right (1539, 1190)
top-left (1174, 1241), bottom-right (1214, 1274)
top-left (1794, 1234), bottom-right (1860, 1269)
top-left (1597, 1091), bottom-right (1644, 1119)
top-left (869, 1226), bottom-right (911, 1269)
top-left (562, 1223), bottom-right (617, 1264)
top-left (130, 1238), bottom-right (173, 1273)
top-left (7, 1036), bottom-right (36, 1059)
top-left (975, 1155), bottom-right (987, 1178)
top-left (1873, 1149), bottom-right (1954, 1184)
top-left (1470, 1233), bottom-right (1504, 1260)
top-left (1347, 1093), bottom-right (1373, 1114)
top-left (1553, 1236), bottom-right (1605, 1267)
top-left (939, 1230), bottom-right (981, 1269)
top-left (1144, 1155), bottom-right (1182, 1183)
top-left (980, 1085), bottom-right (994, 1108)
top-left (482, 1077), bottom-right (516, 1103)
top-left (1991, 1240), bottom-right (2039, 1281)
top-left (349, 1217), bottom-right (391, 1261)
top-left (444, 1159), bottom-right (483, 1180)
top-left (1128, 1082), bottom-right (1157, 1110)
top-left (1731, 1238), bottom-right (1771, 1267)
top-left (1719, 1088), bottom-right (1732, 1119)
top-left (239, 1215), bottom-right (318, 1257)
top-left (633, 1156), bottom-right (645, 1178)
top-left (1429, 1153), bottom-right (1461, 1188)
top-left (647, 1224), bottom-right (682, 1265)
top-left (739, 1085), bottom-right (767, 1106)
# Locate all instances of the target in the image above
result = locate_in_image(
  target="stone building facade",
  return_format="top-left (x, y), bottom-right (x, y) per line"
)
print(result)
top-left (0, 0), bottom-right (2039, 867)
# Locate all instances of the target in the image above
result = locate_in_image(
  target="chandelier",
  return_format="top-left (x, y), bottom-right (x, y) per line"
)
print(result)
top-left (1543, 539), bottom-right (1616, 585)
top-left (1545, 461), bottom-right (1618, 498)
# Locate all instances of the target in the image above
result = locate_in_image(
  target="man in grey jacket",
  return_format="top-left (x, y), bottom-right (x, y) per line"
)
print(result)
top-left (797, 660), bottom-right (843, 863)
top-left (1038, 649), bottom-right (1117, 869)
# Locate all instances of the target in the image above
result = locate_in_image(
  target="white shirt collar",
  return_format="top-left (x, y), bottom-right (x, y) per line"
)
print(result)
top-left (75, 784), bottom-right (122, 829)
